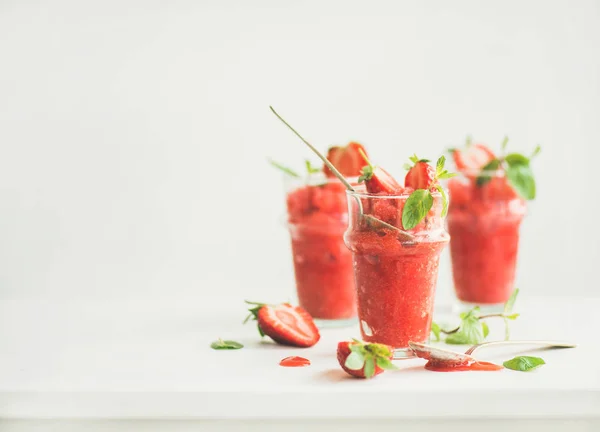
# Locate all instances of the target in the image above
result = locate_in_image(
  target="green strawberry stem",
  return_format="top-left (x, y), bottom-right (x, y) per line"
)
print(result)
top-left (270, 106), bottom-right (414, 241)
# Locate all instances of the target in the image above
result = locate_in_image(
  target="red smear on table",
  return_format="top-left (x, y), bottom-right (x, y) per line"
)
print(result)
top-left (425, 359), bottom-right (503, 372)
top-left (279, 356), bottom-right (311, 367)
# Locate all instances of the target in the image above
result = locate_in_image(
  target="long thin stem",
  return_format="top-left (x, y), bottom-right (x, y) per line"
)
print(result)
top-left (270, 106), bottom-right (355, 192)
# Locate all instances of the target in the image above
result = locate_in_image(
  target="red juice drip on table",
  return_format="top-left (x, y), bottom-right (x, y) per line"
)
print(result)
top-left (279, 356), bottom-right (311, 367)
top-left (425, 358), bottom-right (503, 372)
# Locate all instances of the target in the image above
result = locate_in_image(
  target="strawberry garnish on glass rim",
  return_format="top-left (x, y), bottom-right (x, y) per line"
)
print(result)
top-left (244, 301), bottom-right (320, 348)
top-left (337, 339), bottom-right (397, 379)
top-left (451, 137), bottom-right (541, 201)
top-left (323, 142), bottom-right (369, 178)
top-left (357, 149), bottom-right (403, 194)
top-left (451, 142), bottom-right (497, 174)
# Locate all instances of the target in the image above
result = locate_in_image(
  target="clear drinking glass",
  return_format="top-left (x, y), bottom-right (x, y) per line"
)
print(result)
top-left (343, 185), bottom-right (449, 357)
top-left (447, 170), bottom-right (527, 311)
top-left (285, 173), bottom-right (357, 327)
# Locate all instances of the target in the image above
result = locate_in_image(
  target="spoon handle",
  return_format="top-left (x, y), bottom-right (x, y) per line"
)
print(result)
top-left (465, 340), bottom-right (577, 356)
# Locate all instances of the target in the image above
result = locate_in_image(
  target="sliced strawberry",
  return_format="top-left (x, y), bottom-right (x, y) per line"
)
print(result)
top-left (336, 340), bottom-right (396, 379)
top-left (323, 142), bottom-right (368, 178)
top-left (452, 143), bottom-right (496, 173)
top-left (405, 161), bottom-right (436, 190)
top-left (362, 166), bottom-right (403, 194)
top-left (245, 301), bottom-right (320, 347)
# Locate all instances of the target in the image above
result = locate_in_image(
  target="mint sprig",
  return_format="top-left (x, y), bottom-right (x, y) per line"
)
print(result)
top-left (345, 339), bottom-right (398, 378)
top-left (431, 289), bottom-right (520, 344)
top-left (402, 155), bottom-right (455, 229)
top-left (474, 138), bottom-right (540, 200)
top-left (305, 160), bottom-right (320, 174)
top-left (503, 356), bottom-right (545, 372)
top-left (268, 159), bottom-right (300, 178)
top-left (210, 339), bottom-right (244, 350)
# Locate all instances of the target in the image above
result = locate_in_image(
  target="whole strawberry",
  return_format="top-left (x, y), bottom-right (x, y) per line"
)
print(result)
top-left (337, 339), bottom-right (397, 379)
top-left (244, 301), bottom-right (320, 348)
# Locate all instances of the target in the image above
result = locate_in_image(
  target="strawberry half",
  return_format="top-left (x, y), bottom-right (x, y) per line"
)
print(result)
top-left (337, 339), bottom-right (397, 379)
top-left (405, 161), bottom-right (436, 190)
top-left (357, 150), bottom-right (403, 194)
top-left (323, 142), bottom-right (369, 178)
top-left (452, 143), bottom-right (496, 174)
top-left (244, 301), bottom-right (320, 348)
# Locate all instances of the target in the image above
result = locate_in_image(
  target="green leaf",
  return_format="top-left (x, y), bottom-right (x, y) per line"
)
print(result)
top-left (505, 153), bottom-right (530, 167)
top-left (305, 160), bottom-right (320, 174)
top-left (402, 189), bottom-right (434, 230)
top-left (376, 357), bottom-right (398, 370)
top-left (345, 351), bottom-right (366, 370)
top-left (403, 163), bottom-right (413, 171)
top-left (482, 321), bottom-right (490, 338)
top-left (447, 147), bottom-right (457, 154)
top-left (409, 154), bottom-right (420, 164)
top-left (504, 288), bottom-right (519, 314)
top-left (210, 339), bottom-right (244, 350)
top-left (506, 164), bottom-right (536, 200)
top-left (465, 135), bottom-right (472, 147)
top-left (364, 357), bottom-right (376, 378)
top-left (531, 145), bottom-right (542, 159)
top-left (430, 321), bottom-right (441, 342)
top-left (435, 184), bottom-right (449, 217)
top-left (505, 313), bottom-right (520, 320)
top-left (437, 171), bottom-right (458, 179)
top-left (503, 356), bottom-right (545, 372)
top-left (501, 136), bottom-right (509, 151)
top-left (476, 159), bottom-right (501, 187)
top-left (268, 159), bottom-right (300, 178)
top-left (446, 307), bottom-right (485, 345)
top-left (436, 155), bottom-right (446, 176)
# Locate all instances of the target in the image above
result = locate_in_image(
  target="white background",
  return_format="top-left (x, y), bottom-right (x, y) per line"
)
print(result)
top-left (0, 0), bottom-right (598, 304)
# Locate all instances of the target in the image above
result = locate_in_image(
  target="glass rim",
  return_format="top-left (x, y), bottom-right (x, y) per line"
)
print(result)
top-left (346, 188), bottom-right (444, 199)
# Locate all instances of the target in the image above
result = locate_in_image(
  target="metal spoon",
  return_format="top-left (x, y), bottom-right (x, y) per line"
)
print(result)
top-left (409, 340), bottom-right (577, 363)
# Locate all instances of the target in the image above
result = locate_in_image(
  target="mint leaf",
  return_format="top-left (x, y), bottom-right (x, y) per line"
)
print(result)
top-left (430, 321), bottom-right (441, 342)
top-left (503, 356), bottom-right (545, 372)
top-left (436, 155), bottom-right (446, 176)
top-left (345, 351), bottom-right (366, 370)
top-left (504, 288), bottom-right (519, 314)
top-left (305, 160), bottom-right (320, 174)
top-left (501, 136), bottom-right (509, 151)
top-left (211, 339), bottom-right (244, 350)
top-left (268, 159), bottom-right (300, 178)
top-left (376, 357), bottom-right (398, 370)
top-left (446, 307), bottom-right (485, 345)
top-left (531, 145), bottom-right (541, 158)
top-left (435, 184), bottom-right (449, 217)
top-left (364, 357), bottom-right (376, 378)
top-left (476, 159), bottom-right (501, 187)
top-left (506, 163), bottom-right (536, 200)
top-left (437, 171), bottom-right (458, 179)
top-left (504, 153), bottom-right (530, 167)
top-left (482, 321), bottom-right (490, 338)
top-left (402, 189), bottom-right (434, 230)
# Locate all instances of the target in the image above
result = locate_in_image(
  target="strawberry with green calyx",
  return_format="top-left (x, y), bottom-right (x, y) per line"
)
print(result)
top-left (244, 301), bottom-right (320, 348)
top-left (323, 142), bottom-right (369, 178)
top-left (337, 339), bottom-right (397, 379)
top-left (357, 148), bottom-right (404, 194)
top-left (452, 137), bottom-right (541, 201)
top-left (401, 155), bottom-right (456, 229)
